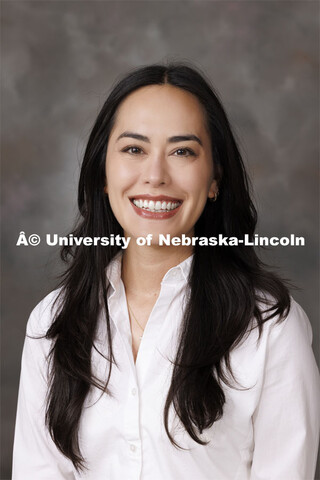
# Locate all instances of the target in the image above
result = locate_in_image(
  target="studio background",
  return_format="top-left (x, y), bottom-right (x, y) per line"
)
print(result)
top-left (1, 1), bottom-right (319, 478)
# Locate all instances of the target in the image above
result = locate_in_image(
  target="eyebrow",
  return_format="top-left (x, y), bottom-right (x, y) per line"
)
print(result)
top-left (116, 131), bottom-right (203, 146)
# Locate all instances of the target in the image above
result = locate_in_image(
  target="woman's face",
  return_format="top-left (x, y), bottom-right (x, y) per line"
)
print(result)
top-left (105, 84), bottom-right (217, 241)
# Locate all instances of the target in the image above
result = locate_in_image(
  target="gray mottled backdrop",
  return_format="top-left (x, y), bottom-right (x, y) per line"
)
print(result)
top-left (1, 1), bottom-right (319, 478)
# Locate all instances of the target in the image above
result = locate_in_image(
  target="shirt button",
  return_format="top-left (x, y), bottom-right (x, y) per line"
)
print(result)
top-left (130, 444), bottom-right (136, 452)
top-left (131, 388), bottom-right (137, 396)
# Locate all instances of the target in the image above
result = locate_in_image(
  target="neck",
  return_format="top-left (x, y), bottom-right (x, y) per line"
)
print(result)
top-left (121, 241), bottom-right (193, 298)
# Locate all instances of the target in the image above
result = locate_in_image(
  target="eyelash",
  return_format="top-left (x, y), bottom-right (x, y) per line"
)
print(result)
top-left (121, 146), bottom-right (196, 157)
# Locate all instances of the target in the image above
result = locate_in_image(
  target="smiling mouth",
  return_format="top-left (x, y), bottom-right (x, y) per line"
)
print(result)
top-left (131, 198), bottom-right (182, 213)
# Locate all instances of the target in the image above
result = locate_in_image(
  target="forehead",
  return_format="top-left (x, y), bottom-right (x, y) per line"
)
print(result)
top-left (112, 84), bottom-right (208, 136)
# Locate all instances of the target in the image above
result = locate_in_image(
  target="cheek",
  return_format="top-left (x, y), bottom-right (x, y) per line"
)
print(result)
top-left (183, 171), bottom-right (213, 198)
top-left (181, 156), bottom-right (214, 191)
top-left (106, 158), bottom-right (137, 193)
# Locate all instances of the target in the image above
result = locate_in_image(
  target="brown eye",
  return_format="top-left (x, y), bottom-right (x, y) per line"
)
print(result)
top-left (174, 148), bottom-right (195, 157)
top-left (123, 146), bottom-right (143, 155)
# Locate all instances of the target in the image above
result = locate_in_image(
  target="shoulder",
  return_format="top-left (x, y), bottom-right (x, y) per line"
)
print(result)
top-left (227, 296), bottom-right (319, 411)
top-left (26, 287), bottom-right (64, 337)
top-left (246, 292), bottom-right (312, 343)
top-left (262, 296), bottom-right (313, 348)
top-left (253, 296), bottom-right (317, 379)
top-left (231, 296), bottom-right (315, 378)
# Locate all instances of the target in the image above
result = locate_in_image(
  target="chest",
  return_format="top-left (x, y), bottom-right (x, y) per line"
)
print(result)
top-left (77, 325), bottom-right (264, 480)
top-left (76, 281), bottom-right (266, 479)
top-left (126, 296), bottom-right (157, 363)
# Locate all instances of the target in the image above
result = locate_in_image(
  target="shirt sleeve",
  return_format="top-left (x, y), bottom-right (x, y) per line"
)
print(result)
top-left (250, 299), bottom-right (320, 480)
top-left (12, 299), bottom-right (76, 480)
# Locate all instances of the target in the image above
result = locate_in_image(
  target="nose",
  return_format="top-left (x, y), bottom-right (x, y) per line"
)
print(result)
top-left (142, 151), bottom-right (169, 187)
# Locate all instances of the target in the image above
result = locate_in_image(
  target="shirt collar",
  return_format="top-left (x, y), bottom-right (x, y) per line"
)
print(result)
top-left (161, 254), bottom-right (193, 285)
top-left (106, 252), bottom-right (193, 296)
top-left (106, 251), bottom-right (123, 298)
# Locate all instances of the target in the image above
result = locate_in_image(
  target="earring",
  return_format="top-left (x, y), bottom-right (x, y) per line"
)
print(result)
top-left (209, 190), bottom-right (219, 202)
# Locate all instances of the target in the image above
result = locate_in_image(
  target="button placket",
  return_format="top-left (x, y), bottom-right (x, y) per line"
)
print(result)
top-left (124, 381), bottom-right (141, 465)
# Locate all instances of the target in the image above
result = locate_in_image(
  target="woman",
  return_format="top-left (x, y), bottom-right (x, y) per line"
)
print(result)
top-left (13, 63), bottom-right (320, 479)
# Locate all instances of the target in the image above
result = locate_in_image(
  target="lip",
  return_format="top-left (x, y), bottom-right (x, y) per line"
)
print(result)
top-left (129, 194), bottom-right (183, 202)
top-left (129, 195), bottom-right (183, 220)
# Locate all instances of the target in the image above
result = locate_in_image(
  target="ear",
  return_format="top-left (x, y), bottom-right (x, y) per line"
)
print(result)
top-left (208, 163), bottom-right (222, 198)
top-left (208, 179), bottom-right (218, 199)
top-left (104, 185), bottom-right (108, 195)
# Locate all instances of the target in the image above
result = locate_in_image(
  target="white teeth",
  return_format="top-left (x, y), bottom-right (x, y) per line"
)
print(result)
top-left (132, 199), bottom-right (181, 212)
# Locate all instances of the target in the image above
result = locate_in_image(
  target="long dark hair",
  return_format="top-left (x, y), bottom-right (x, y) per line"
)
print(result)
top-left (44, 62), bottom-right (290, 471)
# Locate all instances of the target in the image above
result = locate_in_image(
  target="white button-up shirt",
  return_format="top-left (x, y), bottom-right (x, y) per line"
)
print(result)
top-left (13, 254), bottom-right (320, 479)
